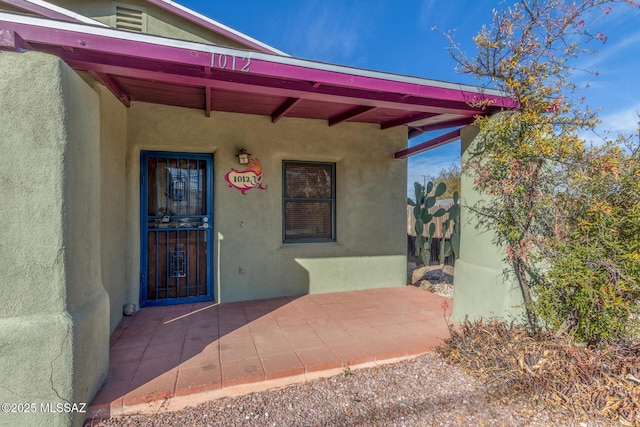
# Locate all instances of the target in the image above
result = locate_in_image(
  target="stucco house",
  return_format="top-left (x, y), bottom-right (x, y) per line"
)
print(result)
top-left (0, 0), bottom-right (519, 425)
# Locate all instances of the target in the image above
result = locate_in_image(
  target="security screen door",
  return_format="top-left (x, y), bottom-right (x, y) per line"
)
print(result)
top-left (140, 152), bottom-right (213, 306)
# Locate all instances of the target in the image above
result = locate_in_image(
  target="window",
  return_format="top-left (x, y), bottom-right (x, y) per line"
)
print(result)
top-left (283, 161), bottom-right (336, 242)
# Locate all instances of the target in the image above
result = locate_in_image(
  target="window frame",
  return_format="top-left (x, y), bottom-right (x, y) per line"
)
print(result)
top-left (282, 160), bottom-right (336, 243)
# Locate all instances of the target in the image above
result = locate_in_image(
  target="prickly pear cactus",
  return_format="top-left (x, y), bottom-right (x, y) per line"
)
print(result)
top-left (407, 181), bottom-right (447, 265)
top-left (449, 191), bottom-right (461, 262)
top-left (439, 191), bottom-right (461, 265)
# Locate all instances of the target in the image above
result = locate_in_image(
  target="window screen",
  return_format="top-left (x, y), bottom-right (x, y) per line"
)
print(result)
top-left (283, 161), bottom-right (336, 242)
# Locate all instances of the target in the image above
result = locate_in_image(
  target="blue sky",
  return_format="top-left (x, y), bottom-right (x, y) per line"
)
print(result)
top-left (180, 0), bottom-right (640, 194)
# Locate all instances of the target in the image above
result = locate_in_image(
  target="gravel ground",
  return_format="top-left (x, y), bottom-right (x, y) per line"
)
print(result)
top-left (85, 352), bottom-right (611, 427)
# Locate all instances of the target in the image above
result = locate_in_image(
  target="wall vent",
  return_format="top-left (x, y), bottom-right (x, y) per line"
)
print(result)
top-left (113, 2), bottom-right (147, 33)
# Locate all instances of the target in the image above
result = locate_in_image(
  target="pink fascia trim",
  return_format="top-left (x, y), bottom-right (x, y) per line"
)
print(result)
top-left (251, 61), bottom-right (516, 110)
top-left (394, 128), bottom-right (462, 159)
top-left (144, 0), bottom-right (288, 56)
top-left (0, 0), bottom-right (108, 26)
top-left (0, 15), bottom-right (517, 112)
top-left (0, 28), bottom-right (25, 49)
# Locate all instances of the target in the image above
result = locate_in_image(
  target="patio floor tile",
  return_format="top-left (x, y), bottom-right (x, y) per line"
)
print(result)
top-left (110, 333), bottom-right (152, 351)
top-left (89, 287), bottom-right (452, 419)
top-left (337, 317), bottom-right (370, 330)
top-left (89, 379), bottom-right (128, 414)
top-left (295, 346), bottom-right (342, 371)
top-left (259, 352), bottom-right (305, 380)
top-left (181, 335), bottom-right (217, 355)
top-left (252, 333), bottom-right (294, 356)
top-left (142, 341), bottom-right (183, 363)
top-left (313, 325), bottom-right (356, 347)
top-left (175, 365), bottom-right (222, 396)
top-left (272, 314), bottom-right (308, 327)
top-left (329, 342), bottom-right (375, 366)
top-left (363, 337), bottom-right (409, 360)
top-left (221, 357), bottom-right (265, 387)
top-left (124, 368), bottom-right (178, 407)
top-left (108, 360), bottom-right (140, 382)
top-left (219, 343), bottom-right (259, 362)
top-left (109, 346), bottom-right (146, 364)
top-left (284, 330), bottom-right (326, 351)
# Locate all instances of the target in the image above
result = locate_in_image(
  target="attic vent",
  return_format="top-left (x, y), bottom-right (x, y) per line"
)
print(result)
top-left (113, 3), bottom-right (147, 32)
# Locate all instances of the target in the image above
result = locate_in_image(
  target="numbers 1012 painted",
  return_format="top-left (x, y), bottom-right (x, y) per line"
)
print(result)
top-left (233, 175), bottom-right (253, 183)
top-left (211, 53), bottom-right (251, 72)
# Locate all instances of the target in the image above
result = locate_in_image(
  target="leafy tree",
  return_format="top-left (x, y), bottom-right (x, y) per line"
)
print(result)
top-left (428, 163), bottom-right (461, 199)
top-left (445, 0), bottom-right (640, 342)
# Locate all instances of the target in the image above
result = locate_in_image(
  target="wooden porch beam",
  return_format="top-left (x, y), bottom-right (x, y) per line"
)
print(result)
top-left (394, 128), bottom-right (461, 159)
top-left (90, 71), bottom-right (130, 107)
top-left (205, 86), bottom-right (212, 117)
top-left (328, 105), bottom-right (375, 126)
top-left (380, 112), bottom-right (439, 130)
top-left (408, 117), bottom-right (476, 138)
top-left (271, 97), bottom-right (301, 123)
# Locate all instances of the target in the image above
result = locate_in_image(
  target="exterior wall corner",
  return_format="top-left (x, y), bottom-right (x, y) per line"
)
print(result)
top-left (0, 50), bottom-right (109, 427)
top-left (452, 124), bottom-right (526, 322)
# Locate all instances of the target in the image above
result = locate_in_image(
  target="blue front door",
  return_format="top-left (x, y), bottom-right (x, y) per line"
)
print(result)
top-left (140, 151), bottom-right (213, 306)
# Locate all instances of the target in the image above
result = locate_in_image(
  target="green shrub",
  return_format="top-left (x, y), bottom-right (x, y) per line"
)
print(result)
top-left (530, 144), bottom-right (640, 343)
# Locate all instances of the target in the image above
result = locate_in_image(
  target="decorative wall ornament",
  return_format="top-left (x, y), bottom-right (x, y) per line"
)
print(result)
top-left (224, 158), bottom-right (268, 195)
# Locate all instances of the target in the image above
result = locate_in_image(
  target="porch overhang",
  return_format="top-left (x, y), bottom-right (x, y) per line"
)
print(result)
top-left (0, 12), bottom-right (516, 141)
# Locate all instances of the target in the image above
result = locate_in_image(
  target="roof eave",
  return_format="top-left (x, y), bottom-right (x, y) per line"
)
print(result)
top-left (0, 13), bottom-right (516, 144)
top-left (0, 12), bottom-right (515, 109)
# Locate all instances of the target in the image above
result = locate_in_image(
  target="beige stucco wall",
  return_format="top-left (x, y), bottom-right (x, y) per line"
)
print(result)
top-left (452, 125), bottom-right (525, 322)
top-left (52, 0), bottom-right (253, 50)
top-left (96, 85), bottom-right (128, 333)
top-left (125, 104), bottom-right (407, 304)
top-left (0, 51), bottom-right (108, 427)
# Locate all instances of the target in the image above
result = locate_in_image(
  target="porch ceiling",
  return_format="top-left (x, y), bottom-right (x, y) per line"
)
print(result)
top-left (0, 13), bottom-right (516, 138)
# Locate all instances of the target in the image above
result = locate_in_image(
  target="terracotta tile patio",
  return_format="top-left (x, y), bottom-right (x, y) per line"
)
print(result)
top-left (88, 286), bottom-right (452, 418)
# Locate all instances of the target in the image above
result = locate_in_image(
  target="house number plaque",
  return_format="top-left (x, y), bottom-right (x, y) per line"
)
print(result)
top-left (224, 158), bottom-right (267, 195)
